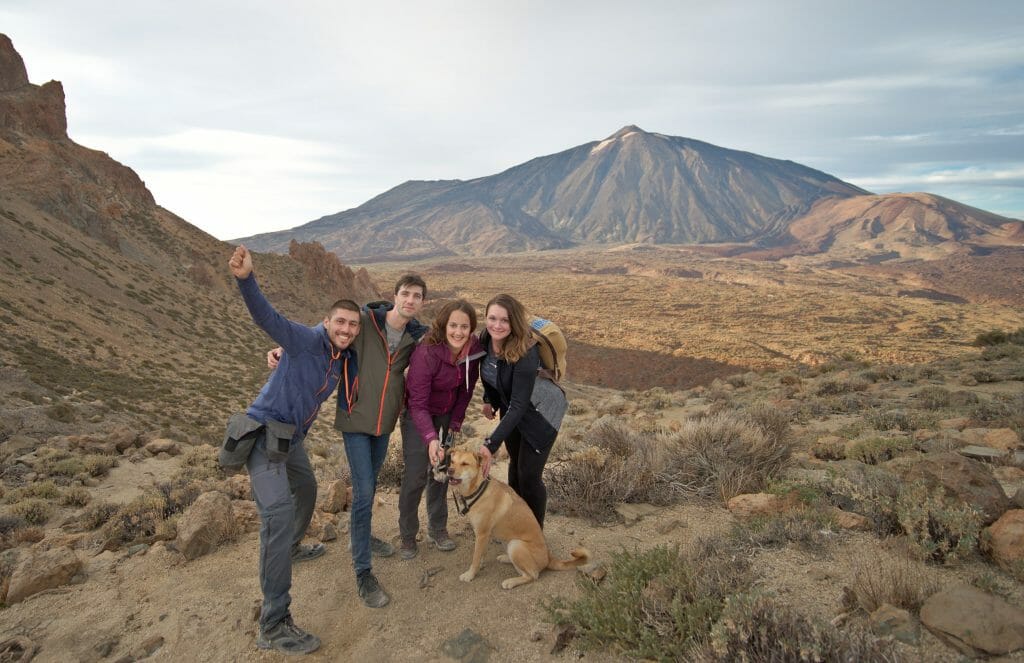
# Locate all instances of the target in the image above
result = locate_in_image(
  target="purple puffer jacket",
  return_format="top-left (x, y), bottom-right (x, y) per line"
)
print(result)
top-left (404, 336), bottom-right (483, 444)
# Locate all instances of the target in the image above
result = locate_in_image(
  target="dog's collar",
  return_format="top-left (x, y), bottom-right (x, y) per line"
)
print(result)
top-left (453, 477), bottom-right (490, 516)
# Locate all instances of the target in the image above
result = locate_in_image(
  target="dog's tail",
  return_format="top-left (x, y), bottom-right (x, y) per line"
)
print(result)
top-left (547, 547), bottom-right (591, 571)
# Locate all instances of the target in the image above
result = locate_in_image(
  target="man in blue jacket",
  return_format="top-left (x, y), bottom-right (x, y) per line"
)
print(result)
top-left (229, 245), bottom-right (360, 655)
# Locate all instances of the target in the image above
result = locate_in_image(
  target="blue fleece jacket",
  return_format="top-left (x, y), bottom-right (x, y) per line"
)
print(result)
top-left (237, 274), bottom-right (357, 442)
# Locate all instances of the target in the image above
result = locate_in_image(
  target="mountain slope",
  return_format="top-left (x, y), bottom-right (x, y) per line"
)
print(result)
top-left (236, 125), bottom-right (869, 261)
top-left (0, 34), bottom-right (379, 438)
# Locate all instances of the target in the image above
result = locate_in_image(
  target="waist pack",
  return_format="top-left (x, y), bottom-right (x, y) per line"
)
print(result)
top-left (219, 414), bottom-right (297, 470)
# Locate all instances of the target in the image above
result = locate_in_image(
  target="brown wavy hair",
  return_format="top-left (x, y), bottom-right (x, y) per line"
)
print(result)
top-left (425, 300), bottom-right (478, 346)
top-left (485, 294), bottom-right (530, 364)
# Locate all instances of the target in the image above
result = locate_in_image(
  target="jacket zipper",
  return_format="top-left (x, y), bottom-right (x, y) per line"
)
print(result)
top-left (371, 312), bottom-right (395, 436)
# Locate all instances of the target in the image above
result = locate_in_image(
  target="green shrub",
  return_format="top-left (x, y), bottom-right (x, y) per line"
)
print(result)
top-left (7, 498), bottom-right (53, 525)
top-left (727, 511), bottom-right (836, 554)
top-left (60, 486), bottom-right (91, 507)
top-left (543, 543), bottom-right (753, 661)
top-left (974, 328), bottom-right (1024, 347)
top-left (45, 402), bottom-right (76, 423)
top-left (846, 436), bottom-right (913, 465)
top-left (865, 408), bottom-right (921, 432)
top-left (47, 457), bottom-right (86, 478)
top-left (981, 344), bottom-right (1024, 361)
top-left (915, 386), bottom-right (951, 410)
top-left (699, 592), bottom-right (898, 662)
top-left (895, 481), bottom-right (983, 564)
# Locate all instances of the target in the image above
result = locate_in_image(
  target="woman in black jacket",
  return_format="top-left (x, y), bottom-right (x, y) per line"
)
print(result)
top-left (477, 294), bottom-right (565, 527)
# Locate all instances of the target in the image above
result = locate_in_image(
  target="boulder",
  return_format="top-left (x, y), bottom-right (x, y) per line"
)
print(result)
top-left (5, 547), bottom-right (82, 604)
top-left (144, 438), bottom-right (180, 456)
top-left (174, 492), bottom-right (238, 560)
top-left (231, 499), bottom-right (260, 534)
top-left (726, 493), bottom-right (796, 518)
top-left (830, 508), bottom-right (871, 531)
top-left (982, 509), bottom-right (1024, 572)
top-left (870, 603), bottom-right (919, 645)
top-left (938, 417), bottom-right (969, 431)
top-left (984, 429), bottom-right (1021, 451)
top-left (887, 453), bottom-right (1010, 524)
top-left (320, 479), bottom-right (350, 513)
top-left (920, 584), bottom-right (1024, 656)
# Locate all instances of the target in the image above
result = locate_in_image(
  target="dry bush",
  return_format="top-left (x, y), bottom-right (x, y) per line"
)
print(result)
top-left (843, 553), bottom-right (940, 615)
top-left (375, 438), bottom-right (405, 489)
top-left (83, 454), bottom-right (117, 477)
top-left (811, 437), bottom-right (846, 461)
top-left (173, 445), bottom-right (222, 483)
top-left (543, 542), bottom-right (753, 661)
top-left (865, 408), bottom-right (924, 432)
top-left (915, 385), bottom-right (951, 410)
top-left (59, 486), bottom-right (91, 507)
top-left (846, 436), bottom-right (913, 465)
top-left (545, 416), bottom-right (661, 522)
top-left (81, 501), bottom-right (119, 530)
top-left (660, 412), bottom-right (792, 502)
top-left (815, 377), bottom-right (869, 396)
top-left (697, 592), bottom-right (898, 662)
top-left (13, 526), bottom-right (44, 544)
top-left (727, 511), bottom-right (836, 555)
top-left (101, 492), bottom-right (169, 545)
top-left (7, 498), bottom-right (53, 525)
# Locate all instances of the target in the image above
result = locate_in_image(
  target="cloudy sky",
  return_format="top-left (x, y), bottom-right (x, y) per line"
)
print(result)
top-left (3, 0), bottom-right (1022, 239)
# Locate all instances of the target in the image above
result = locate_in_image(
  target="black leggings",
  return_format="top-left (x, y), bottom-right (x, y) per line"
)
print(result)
top-left (505, 429), bottom-right (553, 528)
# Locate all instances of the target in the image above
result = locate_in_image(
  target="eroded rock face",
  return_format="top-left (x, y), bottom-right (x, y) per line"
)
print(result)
top-left (887, 452), bottom-right (1010, 524)
top-left (0, 34), bottom-right (29, 92)
top-left (5, 546), bottom-right (82, 604)
top-left (920, 584), bottom-right (1024, 656)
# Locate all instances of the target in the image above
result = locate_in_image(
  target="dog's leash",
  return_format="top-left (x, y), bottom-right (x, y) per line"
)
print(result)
top-left (453, 478), bottom-right (491, 516)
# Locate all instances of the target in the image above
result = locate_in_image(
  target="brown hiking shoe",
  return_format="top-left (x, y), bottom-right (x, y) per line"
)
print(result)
top-left (427, 530), bottom-right (456, 552)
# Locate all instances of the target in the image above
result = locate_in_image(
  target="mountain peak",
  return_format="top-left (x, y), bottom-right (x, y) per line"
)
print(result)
top-left (0, 34), bottom-right (30, 92)
top-left (609, 124), bottom-right (646, 139)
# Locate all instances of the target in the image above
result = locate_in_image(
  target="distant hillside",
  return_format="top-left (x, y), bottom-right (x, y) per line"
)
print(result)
top-left (783, 192), bottom-right (1024, 261)
top-left (236, 125), bottom-right (870, 261)
top-left (0, 34), bottom-right (379, 437)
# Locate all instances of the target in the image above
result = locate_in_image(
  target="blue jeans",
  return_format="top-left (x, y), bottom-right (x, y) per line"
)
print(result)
top-left (247, 431), bottom-right (317, 630)
top-left (342, 431), bottom-right (391, 575)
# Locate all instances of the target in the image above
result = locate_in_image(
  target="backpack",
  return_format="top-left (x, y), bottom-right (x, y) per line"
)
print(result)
top-left (529, 316), bottom-right (567, 382)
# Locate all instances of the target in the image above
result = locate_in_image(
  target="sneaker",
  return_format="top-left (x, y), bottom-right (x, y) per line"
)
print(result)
top-left (357, 572), bottom-right (390, 608)
top-left (290, 543), bottom-right (326, 563)
top-left (257, 616), bottom-right (321, 655)
top-left (427, 530), bottom-right (457, 552)
top-left (399, 540), bottom-right (418, 560)
top-left (370, 536), bottom-right (395, 558)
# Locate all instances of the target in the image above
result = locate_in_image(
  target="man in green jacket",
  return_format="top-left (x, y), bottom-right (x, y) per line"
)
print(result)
top-left (270, 275), bottom-right (427, 607)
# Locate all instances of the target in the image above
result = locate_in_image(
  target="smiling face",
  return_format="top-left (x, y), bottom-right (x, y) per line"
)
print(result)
top-left (446, 310), bottom-right (472, 353)
top-left (485, 304), bottom-right (511, 348)
top-left (323, 307), bottom-right (360, 350)
top-left (447, 448), bottom-right (482, 489)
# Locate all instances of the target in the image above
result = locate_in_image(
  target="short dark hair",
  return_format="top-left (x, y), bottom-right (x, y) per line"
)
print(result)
top-left (328, 299), bottom-right (360, 316)
top-left (394, 274), bottom-right (427, 298)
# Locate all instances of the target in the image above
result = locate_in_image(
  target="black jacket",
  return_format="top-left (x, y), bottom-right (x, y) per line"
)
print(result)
top-left (479, 331), bottom-right (558, 453)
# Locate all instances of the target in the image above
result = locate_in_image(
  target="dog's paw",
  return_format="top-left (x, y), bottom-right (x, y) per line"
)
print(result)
top-left (500, 578), bottom-right (518, 590)
top-left (496, 554), bottom-right (511, 564)
top-left (459, 570), bottom-right (476, 583)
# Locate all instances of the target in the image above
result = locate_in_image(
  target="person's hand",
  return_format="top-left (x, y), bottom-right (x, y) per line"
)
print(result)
top-left (478, 445), bottom-right (493, 478)
top-left (229, 245), bottom-right (253, 279)
top-left (481, 403), bottom-right (495, 420)
top-left (267, 347), bottom-right (282, 369)
top-left (428, 439), bottom-right (442, 466)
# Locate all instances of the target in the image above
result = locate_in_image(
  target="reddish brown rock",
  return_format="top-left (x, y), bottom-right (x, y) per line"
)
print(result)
top-left (983, 509), bottom-right (1024, 572)
top-left (174, 492), bottom-right (238, 560)
top-left (920, 584), bottom-right (1024, 656)
top-left (887, 452), bottom-right (1009, 524)
top-left (5, 546), bottom-right (82, 604)
top-left (726, 493), bottom-right (796, 518)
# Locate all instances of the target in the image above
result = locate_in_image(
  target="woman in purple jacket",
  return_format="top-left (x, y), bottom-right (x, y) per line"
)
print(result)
top-left (397, 300), bottom-right (483, 559)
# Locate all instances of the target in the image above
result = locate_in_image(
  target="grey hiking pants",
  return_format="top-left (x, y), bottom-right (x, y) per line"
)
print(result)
top-left (397, 414), bottom-right (449, 543)
top-left (246, 430), bottom-right (317, 630)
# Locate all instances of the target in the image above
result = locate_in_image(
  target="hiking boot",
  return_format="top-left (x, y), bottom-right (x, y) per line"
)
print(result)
top-left (370, 536), bottom-right (395, 558)
top-left (427, 530), bottom-right (456, 552)
top-left (290, 543), bottom-right (326, 563)
top-left (357, 572), bottom-right (390, 608)
top-left (399, 539), bottom-right (418, 560)
top-left (257, 616), bottom-right (321, 655)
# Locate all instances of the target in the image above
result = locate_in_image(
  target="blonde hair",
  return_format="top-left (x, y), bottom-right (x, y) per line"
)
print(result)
top-left (486, 294), bottom-right (530, 364)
